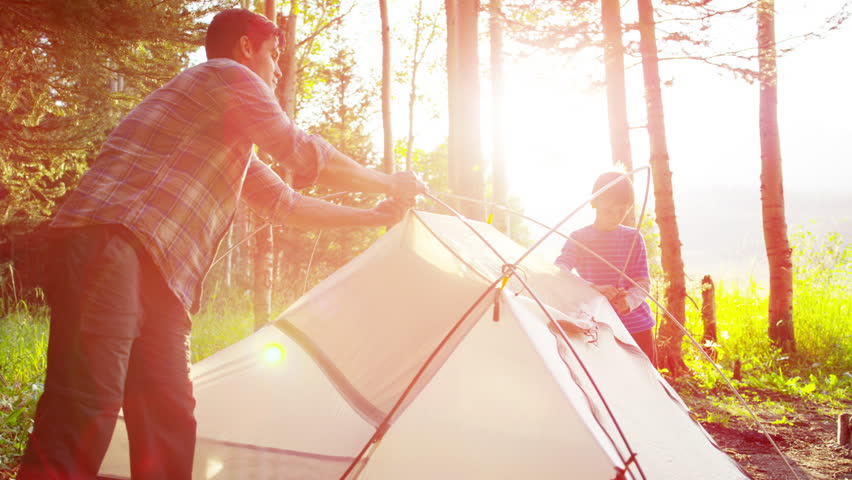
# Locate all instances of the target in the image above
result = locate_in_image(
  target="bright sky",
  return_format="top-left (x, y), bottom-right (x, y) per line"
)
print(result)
top-left (347, 0), bottom-right (852, 281)
top-left (492, 1), bottom-right (852, 219)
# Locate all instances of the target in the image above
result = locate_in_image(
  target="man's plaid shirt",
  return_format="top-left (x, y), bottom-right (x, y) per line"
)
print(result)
top-left (52, 58), bottom-right (334, 313)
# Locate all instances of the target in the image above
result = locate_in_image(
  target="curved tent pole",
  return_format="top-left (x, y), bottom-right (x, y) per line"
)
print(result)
top-left (207, 170), bottom-right (796, 478)
top-left (338, 276), bottom-right (504, 480)
top-left (210, 192), bottom-right (350, 268)
top-left (505, 263), bottom-right (648, 480)
top-left (429, 182), bottom-right (800, 480)
top-left (422, 191), bottom-right (647, 480)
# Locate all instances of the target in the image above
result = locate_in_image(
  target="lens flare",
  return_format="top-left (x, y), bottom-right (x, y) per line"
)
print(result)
top-left (262, 344), bottom-right (286, 365)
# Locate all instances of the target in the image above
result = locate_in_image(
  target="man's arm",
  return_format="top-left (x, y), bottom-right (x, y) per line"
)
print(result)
top-left (216, 64), bottom-right (424, 197)
top-left (284, 195), bottom-right (408, 228)
top-left (317, 149), bottom-right (425, 199)
top-left (242, 153), bottom-right (407, 228)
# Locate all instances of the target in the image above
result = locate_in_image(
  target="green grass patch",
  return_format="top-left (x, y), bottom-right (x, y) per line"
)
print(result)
top-left (674, 230), bottom-right (852, 424)
top-left (0, 304), bottom-right (48, 469)
top-left (0, 289), bottom-right (257, 470)
top-left (190, 287), bottom-right (256, 363)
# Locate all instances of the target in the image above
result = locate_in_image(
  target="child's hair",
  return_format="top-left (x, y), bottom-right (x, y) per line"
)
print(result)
top-left (205, 9), bottom-right (283, 61)
top-left (591, 171), bottom-right (634, 206)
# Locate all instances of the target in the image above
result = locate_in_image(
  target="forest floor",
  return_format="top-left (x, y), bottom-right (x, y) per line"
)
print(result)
top-left (4, 393), bottom-right (848, 480)
top-left (682, 387), bottom-right (852, 480)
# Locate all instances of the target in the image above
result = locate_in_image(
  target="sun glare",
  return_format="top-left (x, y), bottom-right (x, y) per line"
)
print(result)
top-left (262, 343), bottom-right (286, 365)
top-left (494, 59), bottom-right (615, 228)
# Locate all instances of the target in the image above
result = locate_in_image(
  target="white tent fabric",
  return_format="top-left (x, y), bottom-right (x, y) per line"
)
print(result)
top-left (100, 211), bottom-right (747, 479)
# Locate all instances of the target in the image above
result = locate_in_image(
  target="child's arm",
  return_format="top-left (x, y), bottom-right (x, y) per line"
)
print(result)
top-left (611, 278), bottom-right (650, 315)
top-left (554, 237), bottom-right (579, 273)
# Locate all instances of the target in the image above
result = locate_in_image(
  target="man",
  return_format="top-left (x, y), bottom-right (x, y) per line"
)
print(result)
top-left (18, 8), bottom-right (424, 480)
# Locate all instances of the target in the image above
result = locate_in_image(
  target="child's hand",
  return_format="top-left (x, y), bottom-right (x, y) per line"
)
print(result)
top-left (610, 292), bottom-right (631, 315)
top-left (593, 285), bottom-right (631, 315)
top-left (592, 284), bottom-right (620, 301)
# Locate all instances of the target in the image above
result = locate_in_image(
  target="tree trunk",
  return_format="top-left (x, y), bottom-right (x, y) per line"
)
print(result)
top-left (252, 219), bottom-right (273, 330)
top-left (405, 1), bottom-right (424, 172)
top-left (380, 0), bottom-right (394, 174)
top-left (489, 0), bottom-right (508, 233)
top-left (224, 222), bottom-right (234, 288)
top-left (636, 0), bottom-right (687, 374)
top-left (264, 0), bottom-right (276, 23)
top-left (445, 0), bottom-right (485, 220)
top-left (251, 0), bottom-right (278, 331)
top-left (757, 0), bottom-right (795, 353)
top-left (601, 0), bottom-right (632, 172)
top-left (701, 275), bottom-right (717, 360)
top-left (278, 2), bottom-right (299, 119)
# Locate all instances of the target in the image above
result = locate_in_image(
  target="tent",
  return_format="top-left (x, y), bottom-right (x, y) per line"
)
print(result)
top-left (99, 211), bottom-right (747, 479)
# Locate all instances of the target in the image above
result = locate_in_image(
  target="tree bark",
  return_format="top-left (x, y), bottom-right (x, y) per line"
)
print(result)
top-left (279, 6), bottom-right (299, 119)
top-left (405, 1), bottom-right (424, 172)
top-left (380, 0), bottom-right (394, 174)
top-left (490, 0), bottom-right (508, 233)
top-left (251, 0), bottom-right (278, 330)
top-left (252, 219), bottom-right (273, 330)
top-left (636, 0), bottom-right (687, 374)
top-left (445, 0), bottom-right (485, 220)
top-left (757, 0), bottom-right (795, 353)
top-left (264, 0), bottom-right (276, 23)
top-left (838, 413), bottom-right (851, 446)
top-left (224, 222), bottom-right (234, 288)
top-left (701, 274), bottom-right (717, 360)
top-left (601, 0), bottom-right (632, 172)
top-left (404, 1), bottom-right (440, 172)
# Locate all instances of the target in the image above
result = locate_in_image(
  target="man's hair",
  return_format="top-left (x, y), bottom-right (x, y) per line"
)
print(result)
top-left (205, 9), bottom-right (282, 60)
top-left (592, 171), bottom-right (634, 206)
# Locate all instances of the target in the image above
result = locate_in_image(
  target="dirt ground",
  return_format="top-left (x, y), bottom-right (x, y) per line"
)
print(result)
top-left (686, 389), bottom-right (852, 480)
top-left (2, 391), bottom-right (849, 480)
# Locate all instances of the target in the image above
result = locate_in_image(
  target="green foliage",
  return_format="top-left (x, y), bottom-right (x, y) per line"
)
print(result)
top-left (191, 286), bottom-right (255, 363)
top-left (287, 40), bottom-right (383, 304)
top-left (677, 229), bottom-right (852, 413)
top-left (0, 0), bottom-right (215, 230)
top-left (395, 140), bottom-right (449, 200)
top-left (502, 0), bottom-right (598, 54)
top-left (308, 44), bottom-right (378, 166)
top-left (0, 292), bottom-right (254, 468)
top-left (289, 0), bottom-right (351, 119)
top-left (0, 307), bottom-right (48, 468)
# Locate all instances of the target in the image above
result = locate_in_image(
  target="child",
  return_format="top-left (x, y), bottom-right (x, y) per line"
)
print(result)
top-left (554, 172), bottom-right (656, 366)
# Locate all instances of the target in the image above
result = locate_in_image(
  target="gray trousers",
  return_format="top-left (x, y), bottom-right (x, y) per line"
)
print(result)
top-left (18, 225), bottom-right (196, 480)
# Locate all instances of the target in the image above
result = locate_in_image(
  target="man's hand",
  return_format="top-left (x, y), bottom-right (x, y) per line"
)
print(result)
top-left (388, 171), bottom-right (427, 199)
top-left (370, 197), bottom-right (411, 227)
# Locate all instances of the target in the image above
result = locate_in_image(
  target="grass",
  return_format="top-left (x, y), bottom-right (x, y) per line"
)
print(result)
top-left (0, 288), bottom-right (259, 470)
top-left (0, 304), bottom-right (48, 470)
top-left (1, 231), bottom-right (850, 472)
top-left (673, 230), bottom-right (852, 429)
